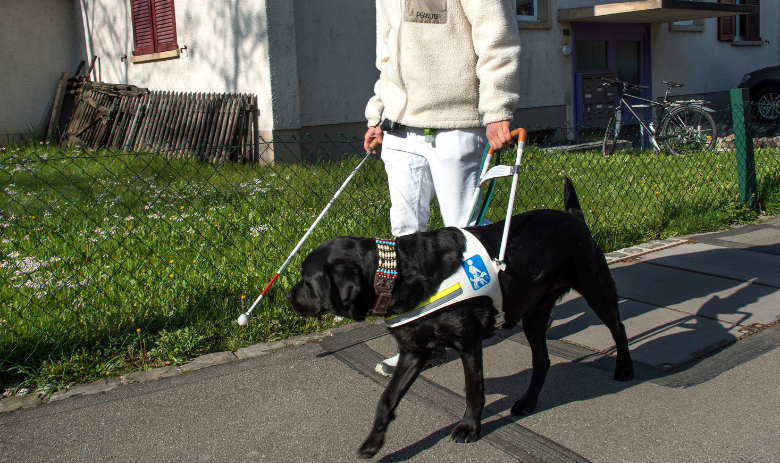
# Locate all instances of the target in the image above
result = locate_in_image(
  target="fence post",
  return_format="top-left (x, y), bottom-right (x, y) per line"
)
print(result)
top-left (730, 88), bottom-right (758, 210)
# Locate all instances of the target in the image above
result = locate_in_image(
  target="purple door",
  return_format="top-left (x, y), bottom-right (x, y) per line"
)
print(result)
top-left (572, 23), bottom-right (651, 128)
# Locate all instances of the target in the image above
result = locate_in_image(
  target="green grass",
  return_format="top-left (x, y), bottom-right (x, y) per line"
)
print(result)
top-left (1, 139), bottom-right (778, 393)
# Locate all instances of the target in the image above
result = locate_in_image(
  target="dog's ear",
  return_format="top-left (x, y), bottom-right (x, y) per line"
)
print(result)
top-left (326, 262), bottom-right (360, 314)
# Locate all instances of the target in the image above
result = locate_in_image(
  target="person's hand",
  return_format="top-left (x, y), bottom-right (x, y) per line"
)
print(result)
top-left (486, 120), bottom-right (512, 152)
top-left (364, 126), bottom-right (384, 153)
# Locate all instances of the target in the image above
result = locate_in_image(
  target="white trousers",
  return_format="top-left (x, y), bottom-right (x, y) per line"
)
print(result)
top-left (381, 127), bottom-right (486, 237)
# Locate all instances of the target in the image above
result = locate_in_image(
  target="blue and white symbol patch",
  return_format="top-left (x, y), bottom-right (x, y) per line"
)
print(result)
top-left (462, 254), bottom-right (490, 291)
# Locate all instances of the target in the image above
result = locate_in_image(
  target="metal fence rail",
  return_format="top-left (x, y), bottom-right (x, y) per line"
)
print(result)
top-left (0, 103), bottom-right (778, 387)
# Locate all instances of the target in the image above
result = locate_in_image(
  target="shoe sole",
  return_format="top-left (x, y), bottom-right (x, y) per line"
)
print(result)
top-left (375, 352), bottom-right (447, 377)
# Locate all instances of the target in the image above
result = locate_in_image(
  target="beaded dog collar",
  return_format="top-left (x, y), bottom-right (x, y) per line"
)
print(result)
top-left (371, 239), bottom-right (397, 317)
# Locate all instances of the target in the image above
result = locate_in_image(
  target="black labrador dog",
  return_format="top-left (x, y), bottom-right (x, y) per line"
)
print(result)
top-left (287, 178), bottom-right (633, 458)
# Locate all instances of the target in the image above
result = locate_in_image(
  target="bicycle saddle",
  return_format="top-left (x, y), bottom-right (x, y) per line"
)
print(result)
top-left (663, 81), bottom-right (684, 88)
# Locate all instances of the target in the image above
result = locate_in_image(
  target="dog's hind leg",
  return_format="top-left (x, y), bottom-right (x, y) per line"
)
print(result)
top-left (573, 260), bottom-right (635, 381)
top-left (511, 300), bottom-right (556, 416)
top-left (357, 350), bottom-right (428, 458)
top-left (451, 342), bottom-right (485, 443)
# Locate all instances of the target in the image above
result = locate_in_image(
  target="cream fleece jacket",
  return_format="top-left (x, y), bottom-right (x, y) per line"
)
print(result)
top-left (365, 0), bottom-right (522, 129)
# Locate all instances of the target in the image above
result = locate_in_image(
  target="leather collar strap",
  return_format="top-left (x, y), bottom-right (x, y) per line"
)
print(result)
top-left (371, 238), bottom-right (397, 317)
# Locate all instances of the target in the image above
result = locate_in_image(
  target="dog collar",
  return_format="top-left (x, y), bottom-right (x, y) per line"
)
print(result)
top-left (371, 239), bottom-right (397, 317)
top-left (383, 229), bottom-right (504, 328)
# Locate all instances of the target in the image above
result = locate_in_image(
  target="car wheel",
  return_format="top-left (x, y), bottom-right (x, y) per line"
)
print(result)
top-left (755, 86), bottom-right (780, 121)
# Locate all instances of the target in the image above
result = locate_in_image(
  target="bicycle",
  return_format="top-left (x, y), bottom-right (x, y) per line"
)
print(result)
top-left (602, 78), bottom-right (718, 156)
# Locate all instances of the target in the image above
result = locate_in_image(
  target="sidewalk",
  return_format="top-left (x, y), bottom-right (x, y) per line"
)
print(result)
top-left (1, 218), bottom-right (779, 462)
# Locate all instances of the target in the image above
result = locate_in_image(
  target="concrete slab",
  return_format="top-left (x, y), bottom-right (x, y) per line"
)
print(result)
top-left (690, 224), bottom-right (780, 255)
top-left (179, 351), bottom-right (237, 372)
top-left (720, 227), bottom-right (780, 247)
top-left (549, 297), bottom-right (744, 369)
top-left (635, 242), bottom-right (780, 288)
top-left (120, 366), bottom-right (179, 385)
top-left (610, 260), bottom-right (780, 326)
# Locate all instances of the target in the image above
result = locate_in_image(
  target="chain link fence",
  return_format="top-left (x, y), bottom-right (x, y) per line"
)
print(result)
top-left (1, 102), bottom-right (778, 388)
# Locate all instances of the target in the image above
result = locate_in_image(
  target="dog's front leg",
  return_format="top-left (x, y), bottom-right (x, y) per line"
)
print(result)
top-left (357, 350), bottom-right (427, 458)
top-left (452, 344), bottom-right (484, 443)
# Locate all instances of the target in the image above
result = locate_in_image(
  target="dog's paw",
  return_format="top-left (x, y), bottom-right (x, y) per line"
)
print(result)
top-left (357, 434), bottom-right (385, 459)
top-left (510, 397), bottom-right (537, 416)
top-left (613, 363), bottom-right (634, 381)
top-left (451, 422), bottom-right (480, 443)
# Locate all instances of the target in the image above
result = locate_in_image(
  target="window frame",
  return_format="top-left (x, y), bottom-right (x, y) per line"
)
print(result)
top-left (516, 0), bottom-right (551, 30)
top-left (130, 0), bottom-right (179, 58)
top-left (515, 0), bottom-right (537, 22)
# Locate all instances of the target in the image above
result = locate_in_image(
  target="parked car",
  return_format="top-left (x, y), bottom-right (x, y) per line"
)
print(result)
top-left (738, 65), bottom-right (780, 120)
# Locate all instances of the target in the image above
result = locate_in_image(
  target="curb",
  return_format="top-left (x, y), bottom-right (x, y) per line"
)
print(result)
top-left (0, 320), bottom-right (379, 415)
top-left (604, 237), bottom-right (691, 264)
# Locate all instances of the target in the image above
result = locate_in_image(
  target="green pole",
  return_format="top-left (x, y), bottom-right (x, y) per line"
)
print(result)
top-left (729, 88), bottom-right (758, 210)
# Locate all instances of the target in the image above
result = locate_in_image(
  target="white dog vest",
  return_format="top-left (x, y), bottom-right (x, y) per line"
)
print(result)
top-left (383, 229), bottom-right (504, 328)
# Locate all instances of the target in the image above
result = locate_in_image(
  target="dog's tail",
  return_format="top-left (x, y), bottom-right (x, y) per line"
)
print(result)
top-left (563, 177), bottom-right (586, 224)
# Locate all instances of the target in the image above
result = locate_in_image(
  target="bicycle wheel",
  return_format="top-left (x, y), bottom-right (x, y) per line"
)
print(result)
top-left (658, 106), bottom-right (717, 155)
top-left (602, 111), bottom-right (621, 156)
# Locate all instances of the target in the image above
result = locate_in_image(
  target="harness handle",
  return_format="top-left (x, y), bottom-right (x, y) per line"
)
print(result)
top-left (488, 128), bottom-right (527, 155)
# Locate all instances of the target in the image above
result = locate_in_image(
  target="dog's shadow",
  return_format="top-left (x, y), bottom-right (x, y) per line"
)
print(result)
top-left (378, 360), bottom-right (634, 462)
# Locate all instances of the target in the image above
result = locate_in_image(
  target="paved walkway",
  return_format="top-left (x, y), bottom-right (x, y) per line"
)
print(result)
top-left (1, 218), bottom-right (779, 462)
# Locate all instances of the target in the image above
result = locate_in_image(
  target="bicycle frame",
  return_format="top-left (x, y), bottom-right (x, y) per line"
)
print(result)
top-left (610, 86), bottom-right (664, 152)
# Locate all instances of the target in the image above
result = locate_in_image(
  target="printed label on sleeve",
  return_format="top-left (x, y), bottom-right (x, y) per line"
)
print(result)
top-left (404, 0), bottom-right (448, 24)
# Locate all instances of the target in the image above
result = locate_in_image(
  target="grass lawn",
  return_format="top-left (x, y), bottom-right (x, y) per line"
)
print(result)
top-left (0, 140), bottom-right (778, 392)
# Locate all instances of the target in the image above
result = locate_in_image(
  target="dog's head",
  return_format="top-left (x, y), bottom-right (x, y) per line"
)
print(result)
top-left (286, 237), bottom-right (373, 321)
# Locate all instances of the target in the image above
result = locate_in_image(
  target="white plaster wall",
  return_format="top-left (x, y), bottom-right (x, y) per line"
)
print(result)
top-left (0, 0), bottom-right (86, 142)
top-left (79, 0), bottom-right (281, 131)
top-left (293, 0), bottom-right (377, 128)
top-left (516, 20), bottom-right (571, 111)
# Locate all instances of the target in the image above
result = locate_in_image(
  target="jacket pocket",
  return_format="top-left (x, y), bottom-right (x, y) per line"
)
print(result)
top-left (404, 0), bottom-right (447, 24)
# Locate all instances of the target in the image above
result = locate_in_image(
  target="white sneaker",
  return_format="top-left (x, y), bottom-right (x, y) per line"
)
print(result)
top-left (375, 347), bottom-right (447, 377)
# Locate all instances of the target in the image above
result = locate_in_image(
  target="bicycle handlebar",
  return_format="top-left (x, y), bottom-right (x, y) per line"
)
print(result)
top-left (601, 78), bottom-right (649, 91)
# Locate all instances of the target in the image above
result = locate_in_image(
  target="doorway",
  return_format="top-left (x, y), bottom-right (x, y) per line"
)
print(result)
top-left (572, 23), bottom-right (651, 128)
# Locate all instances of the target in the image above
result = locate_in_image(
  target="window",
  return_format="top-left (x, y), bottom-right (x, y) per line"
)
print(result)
top-left (515, 0), bottom-right (550, 29)
top-left (516, 0), bottom-right (536, 21)
top-left (131, 0), bottom-right (179, 56)
top-left (718, 0), bottom-right (760, 43)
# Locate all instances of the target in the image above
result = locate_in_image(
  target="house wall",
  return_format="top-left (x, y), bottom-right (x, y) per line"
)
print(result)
top-left (78, 0), bottom-right (280, 134)
top-left (293, 0), bottom-right (377, 132)
top-left (66, 0), bottom-right (780, 143)
top-left (651, 13), bottom-right (779, 110)
top-left (0, 0), bottom-right (86, 143)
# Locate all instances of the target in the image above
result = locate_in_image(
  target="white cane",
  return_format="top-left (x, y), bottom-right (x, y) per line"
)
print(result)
top-left (237, 138), bottom-right (380, 326)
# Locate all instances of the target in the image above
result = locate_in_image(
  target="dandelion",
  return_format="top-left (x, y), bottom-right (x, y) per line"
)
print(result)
top-left (169, 274), bottom-right (174, 278)
top-left (169, 260), bottom-right (174, 264)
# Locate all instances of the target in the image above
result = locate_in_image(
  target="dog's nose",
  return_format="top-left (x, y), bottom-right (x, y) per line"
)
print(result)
top-left (285, 291), bottom-right (292, 301)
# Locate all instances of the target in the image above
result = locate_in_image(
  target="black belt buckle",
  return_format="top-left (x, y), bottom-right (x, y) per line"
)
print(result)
top-left (380, 119), bottom-right (402, 134)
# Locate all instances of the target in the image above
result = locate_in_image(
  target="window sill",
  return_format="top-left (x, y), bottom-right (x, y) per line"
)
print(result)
top-left (731, 40), bottom-right (763, 47)
top-left (130, 49), bottom-right (180, 64)
top-left (517, 20), bottom-right (551, 30)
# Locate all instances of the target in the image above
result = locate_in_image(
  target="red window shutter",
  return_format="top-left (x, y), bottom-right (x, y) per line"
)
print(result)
top-left (152, 0), bottom-right (178, 53)
top-left (131, 0), bottom-right (155, 55)
top-left (745, 0), bottom-right (761, 41)
top-left (718, 0), bottom-right (735, 42)
top-left (130, 0), bottom-right (178, 56)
